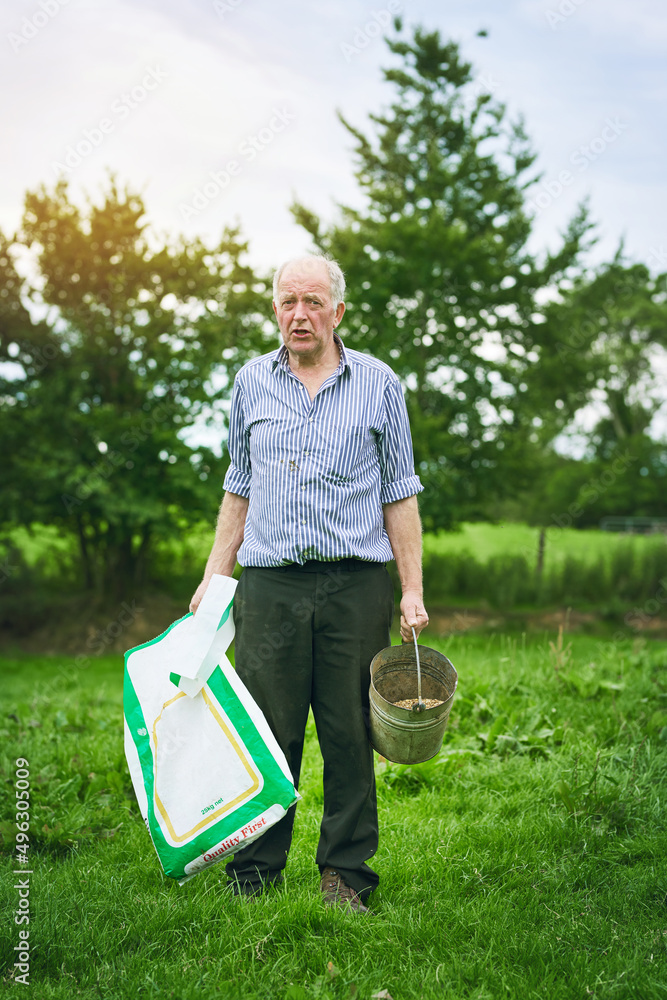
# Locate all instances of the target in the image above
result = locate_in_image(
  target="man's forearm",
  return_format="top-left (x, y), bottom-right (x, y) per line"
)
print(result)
top-left (383, 494), bottom-right (423, 595)
top-left (383, 494), bottom-right (429, 639)
top-left (204, 490), bottom-right (249, 578)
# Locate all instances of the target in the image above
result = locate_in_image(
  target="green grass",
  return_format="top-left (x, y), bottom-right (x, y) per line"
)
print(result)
top-left (1, 633), bottom-right (667, 999)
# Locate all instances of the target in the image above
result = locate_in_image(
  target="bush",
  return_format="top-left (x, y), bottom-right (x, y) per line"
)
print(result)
top-left (421, 539), bottom-right (667, 610)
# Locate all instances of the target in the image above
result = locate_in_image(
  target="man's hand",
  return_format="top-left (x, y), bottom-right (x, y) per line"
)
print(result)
top-left (399, 588), bottom-right (429, 642)
top-left (189, 576), bottom-right (211, 615)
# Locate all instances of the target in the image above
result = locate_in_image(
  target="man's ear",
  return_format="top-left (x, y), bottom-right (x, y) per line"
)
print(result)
top-left (334, 301), bottom-right (346, 326)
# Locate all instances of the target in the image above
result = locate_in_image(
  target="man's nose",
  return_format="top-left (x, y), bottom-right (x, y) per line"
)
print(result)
top-left (293, 299), bottom-right (308, 322)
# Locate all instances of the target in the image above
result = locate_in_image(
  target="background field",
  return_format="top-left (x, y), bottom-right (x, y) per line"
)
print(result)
top-left (424, 523), bottom-right (667, 564)
top-left (1, 632), bottom-right (666, 999)
top-left (3, 521), bottom-right (667, 612)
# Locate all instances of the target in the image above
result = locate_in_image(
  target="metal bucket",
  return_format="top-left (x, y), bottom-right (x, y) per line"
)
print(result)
top-left (369, 643), bottom-right (458, 764)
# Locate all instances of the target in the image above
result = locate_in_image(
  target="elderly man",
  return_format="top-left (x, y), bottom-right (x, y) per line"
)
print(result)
top-left (190, 253), bottom-right (427, 912)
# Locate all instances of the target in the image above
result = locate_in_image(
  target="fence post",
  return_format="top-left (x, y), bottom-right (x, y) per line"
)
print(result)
top-left (536, 527), bottom-right (546, 579)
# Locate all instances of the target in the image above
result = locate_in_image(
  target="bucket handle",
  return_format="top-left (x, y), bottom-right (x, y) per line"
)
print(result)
top-left (411, 626), bottom-right (426, 713)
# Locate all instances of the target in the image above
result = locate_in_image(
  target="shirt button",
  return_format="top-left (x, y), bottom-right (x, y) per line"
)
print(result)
top-left (308, 417), bottom-right (314, 422)
top-left (301, 485), bottom-right (306, 490)
top-left (301, 519), bottom-right (306, 525)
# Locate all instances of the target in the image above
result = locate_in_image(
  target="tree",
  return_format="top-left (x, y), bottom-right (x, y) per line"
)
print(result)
top-left (291, 24), bottom-right (595, 528)
top-left (535, 255), bottom-right (667, 456)
top-left (0, 179), bottom-right (271, 596)
top-left (519, 256), bottom-right (667, 530)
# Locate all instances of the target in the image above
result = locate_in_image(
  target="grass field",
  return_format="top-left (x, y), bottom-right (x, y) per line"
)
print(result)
top-left (424, 523), bottom-right (667, 567)
top-left (3, 522), bottom-right (667, 616)
top-left (420, 525), bottom-right (667, 613)
top-left (1, 631), bottom-right (666, 999)
top-left (7, 520), bottom-right (667, 578)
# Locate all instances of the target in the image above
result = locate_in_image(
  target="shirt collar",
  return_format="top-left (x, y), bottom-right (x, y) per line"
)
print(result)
top-left (271, 333), bottom-right (350, 376)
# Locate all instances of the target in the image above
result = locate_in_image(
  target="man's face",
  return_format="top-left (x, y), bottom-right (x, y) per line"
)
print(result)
top-left (273, 261), bottom-right (345, 363)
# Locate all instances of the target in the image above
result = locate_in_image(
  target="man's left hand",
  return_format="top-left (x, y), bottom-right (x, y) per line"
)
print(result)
top-left (399, 589), bottom-right (429, 642)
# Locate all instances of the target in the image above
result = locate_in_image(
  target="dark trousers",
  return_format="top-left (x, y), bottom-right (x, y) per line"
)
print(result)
top-left (225, 559), bottom-right (394, 899)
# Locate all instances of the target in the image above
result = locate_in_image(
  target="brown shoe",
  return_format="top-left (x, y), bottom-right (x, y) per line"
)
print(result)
top-left (320, 867), bottom-right (370, 913)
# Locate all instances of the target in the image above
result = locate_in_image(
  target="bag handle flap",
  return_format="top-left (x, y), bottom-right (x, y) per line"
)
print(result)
top-left (168, 574), bottom-right (237, 696)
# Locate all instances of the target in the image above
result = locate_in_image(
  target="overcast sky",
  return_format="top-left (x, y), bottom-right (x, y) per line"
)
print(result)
top-left (1, 0), bottom-right (665, 278)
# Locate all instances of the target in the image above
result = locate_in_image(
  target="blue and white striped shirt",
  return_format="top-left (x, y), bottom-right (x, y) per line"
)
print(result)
top-left (223, 336), bottom-right (423, 566)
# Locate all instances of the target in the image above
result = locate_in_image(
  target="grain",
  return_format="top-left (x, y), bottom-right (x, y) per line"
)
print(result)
top-left (392, 697), bottom-right (443, 710)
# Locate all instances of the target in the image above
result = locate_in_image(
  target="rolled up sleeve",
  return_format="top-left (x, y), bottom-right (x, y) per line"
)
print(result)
top-left (222, 380), bottom-right (252, 497)
top-left (378, 377), bottom-right (423, 504)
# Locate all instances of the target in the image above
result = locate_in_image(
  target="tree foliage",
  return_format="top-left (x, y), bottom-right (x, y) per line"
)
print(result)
top-left (292, 24), bottom-right (597, 528)
top-left (536, 256), bottom-right (667, 453)
top-left (0, 179), bottom-right (271, 595)
top-left (2, 26), bottom-right (667, 610)
top-left (518, 254), bottom-right (667, 527)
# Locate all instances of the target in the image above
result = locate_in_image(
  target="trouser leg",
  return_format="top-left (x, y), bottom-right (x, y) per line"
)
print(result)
top-left (311, 563), bottom-right (394, 899)
top-left (225, 568), bottom-right (312, 888)
top-left (226, 561), bottom-right (394, 897)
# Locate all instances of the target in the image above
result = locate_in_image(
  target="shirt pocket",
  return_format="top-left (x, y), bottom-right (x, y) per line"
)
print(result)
top-left (321, 424), bottom-right (374, 483)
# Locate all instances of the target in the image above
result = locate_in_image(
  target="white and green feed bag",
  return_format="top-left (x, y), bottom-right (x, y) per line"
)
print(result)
top-left (124, 574), bottom-right (298, 884)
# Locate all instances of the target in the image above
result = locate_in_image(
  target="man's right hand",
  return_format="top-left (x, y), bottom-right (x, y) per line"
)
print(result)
top-left (399, 589), bottom-right (429, 642)
top-left (189, 577), bottom-right (210, 615)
